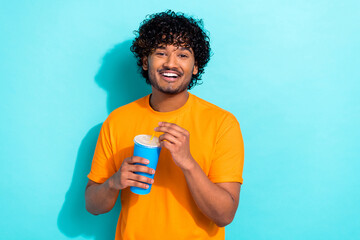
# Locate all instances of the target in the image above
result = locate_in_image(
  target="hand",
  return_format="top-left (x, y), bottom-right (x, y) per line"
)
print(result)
top-left (109, 156), bottom-right (155, 190)
top-left (155, 122), bottom-right (195, 170)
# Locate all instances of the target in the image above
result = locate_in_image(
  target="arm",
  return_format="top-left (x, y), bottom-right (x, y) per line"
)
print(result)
top-left (85, 156), bottom-right (155, 215)
top-left (183, 161), bottom-right (241, 227)
top-left (155, 122), bottom-right (241, 227)
top-left (85, 179), bottom-right (119, 215)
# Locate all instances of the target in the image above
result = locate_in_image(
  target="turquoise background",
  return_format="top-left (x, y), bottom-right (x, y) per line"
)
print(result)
top-left (1, 1), bottom-right (359, 239)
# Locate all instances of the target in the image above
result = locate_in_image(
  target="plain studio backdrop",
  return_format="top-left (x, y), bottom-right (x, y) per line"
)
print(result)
top-left (0, 1), bottom-right (359, 239)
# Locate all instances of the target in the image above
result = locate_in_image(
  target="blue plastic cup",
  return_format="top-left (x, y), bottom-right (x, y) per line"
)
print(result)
top-left (130, 134), bottom-right (161, 195)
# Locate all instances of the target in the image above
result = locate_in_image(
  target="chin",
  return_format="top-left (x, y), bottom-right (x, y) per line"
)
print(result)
top-left (158, 87), bottom-right (185, 95)
top-left (151, 80), bottom-right (189, 95)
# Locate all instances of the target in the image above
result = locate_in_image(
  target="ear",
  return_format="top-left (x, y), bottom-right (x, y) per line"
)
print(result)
top-left (193, 65), bottom-right (198, 75)
top-left (142, 57), bottom-right (148, 71)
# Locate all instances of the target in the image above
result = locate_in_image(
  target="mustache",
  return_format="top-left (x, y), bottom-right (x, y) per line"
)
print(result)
top-left (158, 67), bottom-right (183, 76)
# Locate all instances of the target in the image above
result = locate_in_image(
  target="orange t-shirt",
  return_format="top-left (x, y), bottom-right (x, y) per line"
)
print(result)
top-left (88, 93), bottom-right (244, 240)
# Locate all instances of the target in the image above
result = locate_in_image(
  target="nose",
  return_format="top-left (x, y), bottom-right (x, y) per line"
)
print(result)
top-left (163, 53), bottom-right (178, 69)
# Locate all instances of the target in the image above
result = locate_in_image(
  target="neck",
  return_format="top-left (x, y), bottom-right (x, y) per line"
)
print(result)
top-left (150, 88), bottom-right (189, 112)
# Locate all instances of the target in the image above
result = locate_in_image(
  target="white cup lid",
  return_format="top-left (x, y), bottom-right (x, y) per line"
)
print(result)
top-left (134, 134), bottom-right (160, 148)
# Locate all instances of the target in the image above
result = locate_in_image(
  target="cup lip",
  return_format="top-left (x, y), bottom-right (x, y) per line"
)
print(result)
top-left (134, 134), bottom-right (160, 148)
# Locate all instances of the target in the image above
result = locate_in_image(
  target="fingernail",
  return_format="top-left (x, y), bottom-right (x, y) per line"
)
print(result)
top-left (152, 169), bottom-right (155, 174)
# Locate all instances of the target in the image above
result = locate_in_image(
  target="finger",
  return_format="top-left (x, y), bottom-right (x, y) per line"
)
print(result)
top-left (128, 172), bottom-right (154, 184)
top-left (160, 139), bottom-right (174, 151)
top-left (129, 164), bottom-right (155, 175)
top-left (155, 126), bottom-right (184, 138)
top-left (158, 133), bottom-right (181, 145)
top-left (126, 180), bottom-right (150, 189)
top-left (127, 156), bottom-right (150, 165)
top-left (158, 122), bottom-right (187, 134)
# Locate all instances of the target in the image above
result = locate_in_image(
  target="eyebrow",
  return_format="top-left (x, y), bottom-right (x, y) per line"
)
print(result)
top-left (155, 46), bottom-right (193, 54)
top-left (179, 47), bottom-right (193, 54)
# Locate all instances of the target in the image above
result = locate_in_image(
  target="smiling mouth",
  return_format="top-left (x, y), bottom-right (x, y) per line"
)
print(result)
top-left (159, 71), bottom-right (182, 82)
top-left (162, 72), bottom-right (179, 78)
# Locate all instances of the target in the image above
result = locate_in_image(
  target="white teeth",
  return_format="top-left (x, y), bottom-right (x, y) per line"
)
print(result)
top-left (162, 72), bottom-right (178, 77)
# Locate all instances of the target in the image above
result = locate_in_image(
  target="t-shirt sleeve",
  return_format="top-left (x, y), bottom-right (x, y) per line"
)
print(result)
top-left (208, 114), bottom-right (244, 184)
top-left (87, 118), bottom-right (117, 183)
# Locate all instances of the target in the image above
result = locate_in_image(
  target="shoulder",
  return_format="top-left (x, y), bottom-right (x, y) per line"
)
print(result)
top-left (190, 94), bottom-right (239, 126)
top-left (105, 95), bottom-right (149, 126)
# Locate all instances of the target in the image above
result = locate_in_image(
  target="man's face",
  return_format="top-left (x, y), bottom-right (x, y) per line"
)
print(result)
top-left (142, 44), bottom-right (198, 94)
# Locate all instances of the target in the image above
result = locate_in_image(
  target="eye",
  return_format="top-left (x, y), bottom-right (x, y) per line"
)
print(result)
top-left (179, 54), bottom-right (188, 58)
top-left (156, 52), bottom-right (165, 56)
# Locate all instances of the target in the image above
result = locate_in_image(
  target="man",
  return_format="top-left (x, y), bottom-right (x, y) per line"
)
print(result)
top-left (85, 10), bottom-right (244, 240)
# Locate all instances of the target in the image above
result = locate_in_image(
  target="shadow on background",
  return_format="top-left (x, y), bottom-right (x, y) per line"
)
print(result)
top-left (57, 39), bottom-right (150, 239)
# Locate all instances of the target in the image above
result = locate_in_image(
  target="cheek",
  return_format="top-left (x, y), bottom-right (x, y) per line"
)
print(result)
top-left (147, 60), bottom-right (160, 72)
top-left (148, 66), bottom-right (156, 74)
top-left (147, 67), bottom-right (158, 80)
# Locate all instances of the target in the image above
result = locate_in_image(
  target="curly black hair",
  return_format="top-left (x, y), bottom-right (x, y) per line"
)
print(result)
top-left (130, 10), bottom-right (211, 90)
